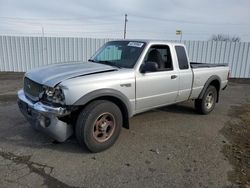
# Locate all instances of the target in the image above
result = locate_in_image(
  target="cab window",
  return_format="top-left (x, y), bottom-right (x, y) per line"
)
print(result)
top-left (144, 45), bottom-right (173, 71)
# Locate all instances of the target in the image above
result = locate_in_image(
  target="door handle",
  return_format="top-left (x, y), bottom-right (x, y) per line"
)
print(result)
top-left (171, 75), bottom-right (178, 79)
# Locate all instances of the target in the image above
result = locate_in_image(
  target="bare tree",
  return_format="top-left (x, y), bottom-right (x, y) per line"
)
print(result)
top-left (210, 34), bottom-right (241, 42)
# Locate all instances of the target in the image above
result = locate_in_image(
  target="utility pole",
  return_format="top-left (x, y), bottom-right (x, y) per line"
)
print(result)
top-left (123, 14), bottom-right (128, 39)
top-left (41, 26), bottom-right (44, 37)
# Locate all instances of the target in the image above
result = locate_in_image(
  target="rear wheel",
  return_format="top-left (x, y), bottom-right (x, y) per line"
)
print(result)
top-left (75, 100), bottom-right (122, 153)
top-left (195, 85), bottom-right (217, 115)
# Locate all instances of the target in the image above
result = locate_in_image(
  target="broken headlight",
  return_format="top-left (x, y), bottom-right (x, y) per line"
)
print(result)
top-left (43, 86), bottom-right (65, 105)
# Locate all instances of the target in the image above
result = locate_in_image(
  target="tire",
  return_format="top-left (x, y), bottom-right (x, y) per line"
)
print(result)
top-left (195, 85), bottom-right (217, 115)
top-left (75, 100), bottom-right (122, 153)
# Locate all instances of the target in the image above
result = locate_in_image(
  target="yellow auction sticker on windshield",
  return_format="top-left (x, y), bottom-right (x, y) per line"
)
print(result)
top-left (127, 42), bottom-right (144, 48)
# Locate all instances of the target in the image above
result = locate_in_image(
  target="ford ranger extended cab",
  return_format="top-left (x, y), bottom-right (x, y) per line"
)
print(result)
top-left (18, 40), bottom-right (229, 152)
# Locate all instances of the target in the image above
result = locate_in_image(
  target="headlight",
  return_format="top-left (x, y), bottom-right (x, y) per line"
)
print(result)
top-left (43, 86), bottom-right (65, 105)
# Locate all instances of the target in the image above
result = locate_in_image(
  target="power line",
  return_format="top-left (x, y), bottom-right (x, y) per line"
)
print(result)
top-left (0, 19), bottom-right (121, 27)
top-left (0, 14), bottom-right (249, 40)
top-left (3, 14), bottom-right (249, 27)
top-left (0, 14), bottom-right (122, 21)
top-left (129, 14), bottom-right (250, 26)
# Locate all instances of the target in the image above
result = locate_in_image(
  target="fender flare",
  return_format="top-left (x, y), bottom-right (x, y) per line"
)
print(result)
top-left (73, 88), bottom-right (133, 118)
top-left (198, 75), bottom-right (221, 102)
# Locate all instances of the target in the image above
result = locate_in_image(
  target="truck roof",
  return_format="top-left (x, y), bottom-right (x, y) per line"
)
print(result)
top-left (111, 39), bottom-right (184, 46)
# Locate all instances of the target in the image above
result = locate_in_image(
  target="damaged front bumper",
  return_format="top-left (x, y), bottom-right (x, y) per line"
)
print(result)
top-left (17, 90), bottom-right (73, 142)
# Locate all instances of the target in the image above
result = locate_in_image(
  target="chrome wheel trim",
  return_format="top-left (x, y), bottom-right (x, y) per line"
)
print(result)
top-left (92, 112), bottom-right (116, 143)
top-left (205, 91), bottom-right (214, 110)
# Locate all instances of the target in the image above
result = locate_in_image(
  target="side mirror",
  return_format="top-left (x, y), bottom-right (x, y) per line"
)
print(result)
top-left (140, 61), bottom-right (158, 73)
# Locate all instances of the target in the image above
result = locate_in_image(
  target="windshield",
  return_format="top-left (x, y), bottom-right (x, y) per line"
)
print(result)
top-left (90, 41), bottom-right (146, 68)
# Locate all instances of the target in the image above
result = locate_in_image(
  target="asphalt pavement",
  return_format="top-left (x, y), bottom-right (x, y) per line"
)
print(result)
top-left (0, 73), bottom-right (249, 188)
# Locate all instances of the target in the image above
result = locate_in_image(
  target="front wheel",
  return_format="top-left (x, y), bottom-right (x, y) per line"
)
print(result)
top-left (195, 85), bottom-right (217, 115)
top-left (75, 100), bottom-right (122, 153)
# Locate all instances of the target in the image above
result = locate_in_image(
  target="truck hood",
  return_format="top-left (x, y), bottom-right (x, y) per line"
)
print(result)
top-left (25, 62), bottom-right (117, 87)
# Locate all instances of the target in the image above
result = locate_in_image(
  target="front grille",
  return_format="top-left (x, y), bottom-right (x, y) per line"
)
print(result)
top-left (24, 77), bottom-right (43, 101)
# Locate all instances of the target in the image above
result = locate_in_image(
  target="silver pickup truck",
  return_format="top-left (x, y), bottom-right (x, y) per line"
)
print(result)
top-left (18, 40), bottom-right (229, 152)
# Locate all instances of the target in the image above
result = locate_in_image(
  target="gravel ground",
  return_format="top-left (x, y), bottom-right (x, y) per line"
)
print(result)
top-left (0, 72), bottom-right (249, 188)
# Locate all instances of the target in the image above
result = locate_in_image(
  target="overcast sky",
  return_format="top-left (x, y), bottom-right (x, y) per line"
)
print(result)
top-left (0, 0), bottom-right (250, 41)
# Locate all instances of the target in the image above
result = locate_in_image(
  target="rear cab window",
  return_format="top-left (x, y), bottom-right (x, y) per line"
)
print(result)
top-left (175, 46), bottom-right (189, 70)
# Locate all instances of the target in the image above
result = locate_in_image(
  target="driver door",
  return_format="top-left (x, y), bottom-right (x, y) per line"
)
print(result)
top-left (135, 45), bottom-right (179, 112)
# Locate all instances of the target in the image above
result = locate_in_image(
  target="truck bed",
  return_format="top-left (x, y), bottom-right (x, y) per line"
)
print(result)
top-left (190, 62), bottom-right (227, 69)
top-left (189, 62), bottom-right (229, 100)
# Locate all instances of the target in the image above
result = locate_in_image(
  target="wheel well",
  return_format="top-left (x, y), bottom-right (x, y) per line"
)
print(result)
top-left (209, 79), bottom-right (220, 102)
top-left (81, 96), bottom-right (130, 129)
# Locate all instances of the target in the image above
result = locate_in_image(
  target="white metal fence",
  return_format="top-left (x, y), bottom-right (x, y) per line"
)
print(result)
top-left (0, 36), bottom-right (250, 78)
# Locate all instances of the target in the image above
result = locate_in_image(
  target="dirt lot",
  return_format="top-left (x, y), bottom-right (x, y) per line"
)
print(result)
top-left (0, 73), bottom-right (250, 188)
